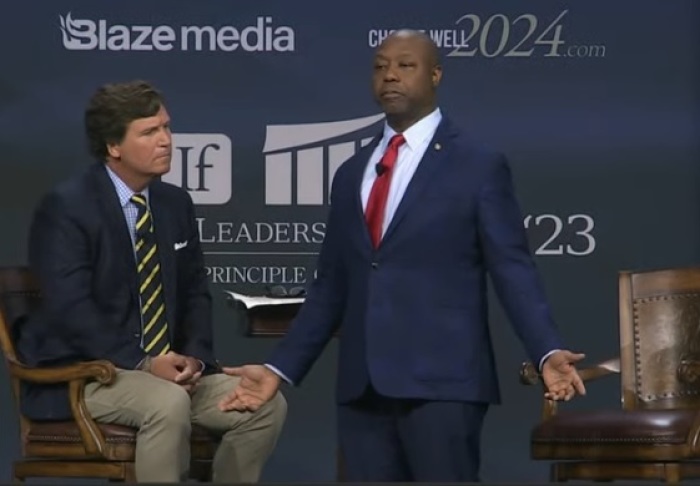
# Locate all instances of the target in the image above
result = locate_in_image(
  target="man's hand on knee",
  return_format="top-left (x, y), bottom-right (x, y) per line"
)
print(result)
top-left (174, 355), bottom-right (204, 393)
top-left (138, 352), bottom-right (203, 393)
top-left (142, 352), bottom-right (187, 382)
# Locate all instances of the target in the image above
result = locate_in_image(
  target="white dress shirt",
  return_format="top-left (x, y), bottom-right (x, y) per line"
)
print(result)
top-left (361, 108), bottom-right (442, 236)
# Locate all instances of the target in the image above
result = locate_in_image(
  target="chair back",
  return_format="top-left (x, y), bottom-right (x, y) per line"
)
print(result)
top-left (619, 267), bottom-right (700, 410)
top-left (0, 266), bottom-right (43, 451)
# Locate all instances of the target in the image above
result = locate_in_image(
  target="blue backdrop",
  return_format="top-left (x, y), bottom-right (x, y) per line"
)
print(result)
top-left (0, 0), bottom-right (699, 481)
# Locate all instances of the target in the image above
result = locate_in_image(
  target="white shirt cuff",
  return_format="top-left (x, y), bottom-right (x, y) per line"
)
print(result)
top-left (264, 363), bottom-right (294, 385)
top-left (539, 349), bottom-right (560, 372)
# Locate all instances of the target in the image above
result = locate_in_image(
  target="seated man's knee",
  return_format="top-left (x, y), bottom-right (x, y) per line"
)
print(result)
top-left (264, 390), bottom-right (287, 429)
top-left (230, 390), bottom-right (287, 440)
top-left (145, 383), bottom-right (192, 431)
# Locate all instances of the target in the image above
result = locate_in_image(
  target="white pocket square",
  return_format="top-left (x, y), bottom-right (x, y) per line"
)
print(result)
top-left (174, 241), bottom-right (188, 251)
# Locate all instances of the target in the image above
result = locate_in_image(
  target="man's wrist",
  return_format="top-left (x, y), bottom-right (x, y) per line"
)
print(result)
top-left (264, 363), bottom-right (293, 385)
top-left (539, 349), bottom-right (561, 372)
top-left (184, 356), bottom-right (205, 372)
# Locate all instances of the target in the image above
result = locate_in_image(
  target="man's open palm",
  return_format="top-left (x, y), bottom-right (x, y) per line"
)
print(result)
top-left (542, 350), bottom-right (586, 401)
top-left (218, 365), bottom-right (281, 412)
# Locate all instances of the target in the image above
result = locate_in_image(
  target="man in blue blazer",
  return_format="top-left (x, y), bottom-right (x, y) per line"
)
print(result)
top-left (219, 30), bottom-right (585, 482)
top-left (19, 80), bottom-right (286, 482)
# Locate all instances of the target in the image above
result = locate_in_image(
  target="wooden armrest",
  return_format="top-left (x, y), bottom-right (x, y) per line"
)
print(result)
top-left (7, 358), bottom-right (116, 385)
top-left (579, 358), bottom-right (620, 381)
top-left (519, 357), bottom-right (620, 386)
top-left (8, 357), bottom-right (117, 458)
top-left (519, 357), bottom-right (620, 420)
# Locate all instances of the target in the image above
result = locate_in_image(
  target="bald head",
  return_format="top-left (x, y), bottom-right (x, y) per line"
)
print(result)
top-left (380, 29), bottom-right (441, 69)
top-left (372, 29), bottom-right (443, 132)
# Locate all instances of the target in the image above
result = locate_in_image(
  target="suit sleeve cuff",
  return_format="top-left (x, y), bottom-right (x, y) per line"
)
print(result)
top-left (265, 363), bottom-right (294, 385)
top-left (539, 349), bottom-right (560, 372)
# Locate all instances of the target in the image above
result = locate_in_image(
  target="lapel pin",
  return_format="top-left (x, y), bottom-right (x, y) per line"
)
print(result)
top-left (434, 143), bottom-right (442, 151)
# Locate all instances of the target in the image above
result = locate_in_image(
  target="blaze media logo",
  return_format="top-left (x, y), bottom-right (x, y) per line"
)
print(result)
top-left (58, 12), bottom-right (296, 52)
top-left (262, 114), bottom-right (385, 206)
top-left (161, 134), bottom-right (232, 205)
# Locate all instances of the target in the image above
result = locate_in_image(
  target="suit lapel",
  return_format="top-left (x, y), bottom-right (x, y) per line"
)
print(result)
top-left (382, 118), bottom-right (458, 245)
top-left (91, 164), bottom-right (138, 295)
top-left (148, 183), bottom-right (177, 340)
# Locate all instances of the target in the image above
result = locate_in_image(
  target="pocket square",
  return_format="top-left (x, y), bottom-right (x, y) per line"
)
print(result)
top-left (174, 241), bottom-right (188, 251)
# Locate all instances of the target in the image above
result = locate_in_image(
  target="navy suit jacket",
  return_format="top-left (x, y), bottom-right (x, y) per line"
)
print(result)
top-left (18, 163), bottom-right (217, 420)
top-left (268, 116), bottom-right (563, 405)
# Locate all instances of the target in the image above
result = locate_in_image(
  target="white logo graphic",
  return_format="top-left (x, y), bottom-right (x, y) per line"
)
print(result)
top-left (367, 10), bottom-right (606, 59)
top-left (59, 12), bottom-right (295, 52)
top-left (262, 114), bottom-right (385, 206)
top-left (173, 241), bottom-right (188, 251)
top-left (162, 134), bottom-right (232, 205)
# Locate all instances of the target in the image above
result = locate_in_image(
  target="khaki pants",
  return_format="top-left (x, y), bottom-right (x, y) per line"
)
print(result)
top-left (85, 370), bottom-right (287, 483)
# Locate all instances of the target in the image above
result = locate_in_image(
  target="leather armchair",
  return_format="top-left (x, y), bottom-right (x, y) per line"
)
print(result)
top-left (0, 266), bottom-right (217, 482)
top-left (522, 267), bottom-right (700, 482)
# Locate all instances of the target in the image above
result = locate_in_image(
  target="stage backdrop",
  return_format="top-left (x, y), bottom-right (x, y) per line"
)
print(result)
top-left (1, 0), bottom-right (699, 482)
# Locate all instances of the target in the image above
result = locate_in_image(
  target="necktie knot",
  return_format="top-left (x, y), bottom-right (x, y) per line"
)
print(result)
top-left (131, 194), bottom-right (152, 237)
top-left (389, 133), bottom-right (405, 150)
top-left (131, 194), bottom-right (147, 208)
top-left (378, 134), bottom-right (406, 174)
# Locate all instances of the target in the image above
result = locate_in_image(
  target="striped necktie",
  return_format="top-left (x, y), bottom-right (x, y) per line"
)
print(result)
top-left (131, 194), bottom-right (170, 356)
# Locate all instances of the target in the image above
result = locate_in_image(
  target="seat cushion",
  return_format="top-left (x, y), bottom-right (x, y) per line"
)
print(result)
top-left (27, 421), bottom-right (136, 444)
top-left (27, 421), bottom-right (215, 444)
top-left (532, 409), bottom-right (700, 461)
top-left (25, 421), bottom-right (218, 461)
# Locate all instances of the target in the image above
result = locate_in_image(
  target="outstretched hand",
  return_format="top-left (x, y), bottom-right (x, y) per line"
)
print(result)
top-left (218, 364), bottom-right (281, 412)
top-left (542, 350), bottom-right (586, 401)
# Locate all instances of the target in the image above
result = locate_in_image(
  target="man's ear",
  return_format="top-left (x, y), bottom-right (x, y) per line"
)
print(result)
top-left (432, 65), bottom-right (443, 88)
top-left (107, 143), bottom-right (121, 160)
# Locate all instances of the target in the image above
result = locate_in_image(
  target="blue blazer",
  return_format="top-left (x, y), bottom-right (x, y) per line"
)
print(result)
top-left (18, 163), bottom-right (217, 420)
top-left (268, 116), bottom-right (563, 405)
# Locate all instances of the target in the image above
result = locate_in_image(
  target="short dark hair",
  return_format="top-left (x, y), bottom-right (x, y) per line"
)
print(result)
top-left (84, 80), bottom-right (165, 161)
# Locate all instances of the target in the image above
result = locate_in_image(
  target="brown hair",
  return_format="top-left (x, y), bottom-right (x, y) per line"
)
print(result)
top-left (84, 80), bottom-right (165, 161)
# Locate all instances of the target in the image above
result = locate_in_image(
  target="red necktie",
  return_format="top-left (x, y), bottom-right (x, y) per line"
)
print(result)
top-left (365, 134), bottom-right (406, 248)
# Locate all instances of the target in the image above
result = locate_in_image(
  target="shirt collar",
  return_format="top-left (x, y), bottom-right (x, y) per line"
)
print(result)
top-left (104, 164), bottom-right (150, 208)
top-left (380, 107), bottom-right (442, 151)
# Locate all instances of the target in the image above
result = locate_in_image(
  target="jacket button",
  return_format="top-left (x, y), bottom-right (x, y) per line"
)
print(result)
top-left (371, 262), bottom-right (378, 269)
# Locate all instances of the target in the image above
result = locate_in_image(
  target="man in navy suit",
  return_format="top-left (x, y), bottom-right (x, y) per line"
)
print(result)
top-left (19, 80), bottom-right (286, 482)
top-left (218, 30), bottom-right (585, 482)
